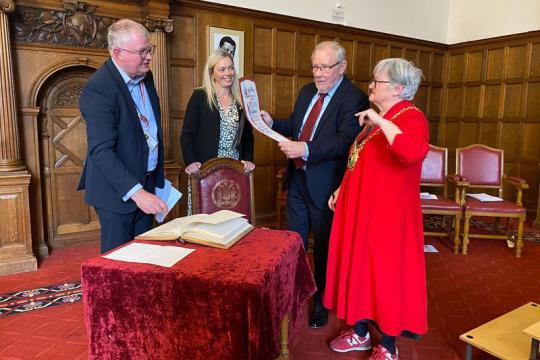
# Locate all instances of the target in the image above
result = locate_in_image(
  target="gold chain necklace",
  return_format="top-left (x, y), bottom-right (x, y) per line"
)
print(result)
top-left (347, 106), bottom-right (418, 170)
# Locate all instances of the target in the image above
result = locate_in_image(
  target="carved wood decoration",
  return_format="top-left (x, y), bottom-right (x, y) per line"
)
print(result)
top-left (39, 68), bottom-right (99, 249)
top-left (0, 1), bottom-right (15, 14)
top-left (10, 3), bottom-right (114, 48)
top-left (144, 16), bottom-right (173, 33)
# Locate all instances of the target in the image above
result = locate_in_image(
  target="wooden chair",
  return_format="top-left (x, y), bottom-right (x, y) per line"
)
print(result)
top-left (276, 167), bottom-right (287, 229)
top-left (456, 144), bottom-right (529, 257)
top-left (190, 157), bottom-right (255, 224)
top-left (421, 144), bottom-right (463, 254)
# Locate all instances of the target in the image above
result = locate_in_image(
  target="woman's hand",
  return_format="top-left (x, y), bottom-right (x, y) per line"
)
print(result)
top-left (185, 162), bottom-right (202, 175)
top-left (355, 108), bottom-right (383, 127)
top-left (241, 160), bottom-right (255, 172)
top-left (355, 108), bottom-right (402, 145)
top-left (328, 188), bottom-right (340, 211)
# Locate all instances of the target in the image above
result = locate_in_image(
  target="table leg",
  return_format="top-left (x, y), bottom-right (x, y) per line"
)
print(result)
top-left (465, 344), bottom-right (473, 360)
top-left (279, 315), bottom-right (289, 360)
top-left (530, 338), bottom-right (539, 360)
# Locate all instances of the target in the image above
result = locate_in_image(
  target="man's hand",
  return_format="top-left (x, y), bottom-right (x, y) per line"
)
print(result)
top-left (131, 188), bottom-right (168, 214)
top-left (260, 110), bottom-right (274, 127)
top-left (185, 162), bottom-right (202, 175)
top-left (278, 140), bottom-right (306, 159)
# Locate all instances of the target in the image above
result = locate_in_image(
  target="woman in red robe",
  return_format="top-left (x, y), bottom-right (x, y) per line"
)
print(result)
top-left (323, 58), bottom-right (429, 360)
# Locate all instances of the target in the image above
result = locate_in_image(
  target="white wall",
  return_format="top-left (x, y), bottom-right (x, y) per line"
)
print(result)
top-left (202, 0), bottom-right (540, 44)
top-left (447, 0), bottom-right (540, 44)
top-left (202, 0), bottom-right (449, 44)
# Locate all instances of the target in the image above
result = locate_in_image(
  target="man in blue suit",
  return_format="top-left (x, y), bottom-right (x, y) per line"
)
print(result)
top-left (78, 19), bottom-right (167, 253)
top-left (261, 41), bottom-right (369, 328)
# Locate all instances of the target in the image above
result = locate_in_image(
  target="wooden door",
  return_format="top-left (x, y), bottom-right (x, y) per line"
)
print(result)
top-left (39, 67), bottom-right (99, 248)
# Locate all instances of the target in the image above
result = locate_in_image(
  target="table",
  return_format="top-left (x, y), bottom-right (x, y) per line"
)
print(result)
top-left (81, 228), bottom-right (316, 360)
top-left (523, 321), bottom-right (540, 360)
top-left (460, 302), bottom-right (540, 360)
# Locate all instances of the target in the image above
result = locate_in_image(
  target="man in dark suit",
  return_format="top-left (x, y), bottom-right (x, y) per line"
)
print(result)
top-left (78, 19), bottom-right (167, 253)
top-left (261, 41), bottom-right (369, 328)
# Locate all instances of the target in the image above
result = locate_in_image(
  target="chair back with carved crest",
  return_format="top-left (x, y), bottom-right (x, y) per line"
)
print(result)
top-left (190, 158), bottom-right (255, 224)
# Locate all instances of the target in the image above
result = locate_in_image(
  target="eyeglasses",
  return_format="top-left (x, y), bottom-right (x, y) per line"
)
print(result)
top-left (370, 79), bottom-right (392, 87)
top-left (117, 44), bottom-right (156, 59)
top-left (311, 62), bottom-right (341, 73)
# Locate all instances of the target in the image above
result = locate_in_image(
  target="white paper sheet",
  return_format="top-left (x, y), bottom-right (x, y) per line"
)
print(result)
top-left (466, 193), bottom-right (503, 202)
top-left (424, 244), bottom-right (439, 253)
top-left (155, 179), bottom-right (183, 223)
top-left (103, 243), bottom-right (194, 267)
top-left (420, 192), bottom-right (438, 200)
top-left (239, 78), bottom-right (289, 143)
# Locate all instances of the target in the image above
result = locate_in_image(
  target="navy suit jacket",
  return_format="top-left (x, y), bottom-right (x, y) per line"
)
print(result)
top-left (181, 88), bottom-right (254, 165)
top-left (77, 58), bottom-right (165, 214)
top-left (272, 76), bottom-right (369, 208)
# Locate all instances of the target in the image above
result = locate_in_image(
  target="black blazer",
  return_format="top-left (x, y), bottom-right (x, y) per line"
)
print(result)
top-left (77, 58), bottom-right (165, 214)
top-left (181, 88), bottom-right (254, 165)
top-left (272, 76), bottom-right (369, 208)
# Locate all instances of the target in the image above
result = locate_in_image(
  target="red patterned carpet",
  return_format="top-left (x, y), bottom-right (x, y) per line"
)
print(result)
top-left (1, 220), bottom-right (540, 359)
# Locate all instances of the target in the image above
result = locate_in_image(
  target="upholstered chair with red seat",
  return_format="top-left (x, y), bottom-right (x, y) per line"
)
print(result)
top-left (190, 157), bottom-right (255, 224)
top-left (456, 144), bottom-right (528, 257)
top-left (421, 145), bottom-right (463, 254)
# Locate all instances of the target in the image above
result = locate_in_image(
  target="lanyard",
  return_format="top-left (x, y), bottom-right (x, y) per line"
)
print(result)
top-left (130, 80), bottom-right (149, 125)
top-left (138, 82), bottom-right (148, 125)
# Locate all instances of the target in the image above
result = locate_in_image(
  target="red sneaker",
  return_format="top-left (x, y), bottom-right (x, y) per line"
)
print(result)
top-left (369, 345), bottom-right (399, 360)
top-left (329, 329), bottom-right (372, 352)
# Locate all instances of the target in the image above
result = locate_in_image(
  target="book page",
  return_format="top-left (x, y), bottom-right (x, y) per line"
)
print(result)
top-left (182, 217), bottom-right (249, 243)
top-left (196, 210), bottom-right (245, 224)
top-left (136, 211), bottom-right (246, 240)
top-left (239, 78), bottom-right (289, 143)
top-left (137, 214), bottom-right (208, 239)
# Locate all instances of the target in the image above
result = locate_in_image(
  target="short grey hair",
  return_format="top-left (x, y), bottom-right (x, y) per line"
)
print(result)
top-left (374, 58), bottom-right (423, 100)
top-left (312, 41), bottom-right (346, 63)
top-left (107, 19), bottom-right (149, 53)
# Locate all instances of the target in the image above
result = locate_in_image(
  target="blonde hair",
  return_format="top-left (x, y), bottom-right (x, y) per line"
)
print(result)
top-left (201, 48), bottom-right (243, 110)
top-left (107, 19), bottom-right (148, 54)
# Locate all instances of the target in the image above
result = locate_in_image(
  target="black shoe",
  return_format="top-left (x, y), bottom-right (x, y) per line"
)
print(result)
top-left (309, 303), bottom-right (328, 328)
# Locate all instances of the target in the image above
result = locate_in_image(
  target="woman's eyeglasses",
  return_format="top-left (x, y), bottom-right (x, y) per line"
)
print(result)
top-left (370, 79), bottom-right (392, 87)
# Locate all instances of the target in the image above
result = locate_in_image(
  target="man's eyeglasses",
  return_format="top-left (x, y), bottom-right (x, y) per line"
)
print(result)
top-left (311, 61), bottom-right (341, 73)
top-left (117, 44), bottom-right (156, 59)
top-left (370, 79), bottom-right (392, 87)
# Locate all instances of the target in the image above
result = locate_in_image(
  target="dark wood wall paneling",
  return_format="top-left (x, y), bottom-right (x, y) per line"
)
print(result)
top-left (442, 33), bottom-right (540, 213)
top-left (170, 1), bottom-right (446, 223)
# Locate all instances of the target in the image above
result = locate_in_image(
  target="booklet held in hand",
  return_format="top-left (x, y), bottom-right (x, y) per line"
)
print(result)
top-left (135, 210), bottom-right (254, 249)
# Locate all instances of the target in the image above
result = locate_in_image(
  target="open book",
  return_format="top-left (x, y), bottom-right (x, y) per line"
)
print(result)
top-left (135, 210), bottom-right (254, 249)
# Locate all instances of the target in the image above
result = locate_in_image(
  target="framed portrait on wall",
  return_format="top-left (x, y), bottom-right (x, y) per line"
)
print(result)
top-left (209, 26), bottom-right (244, 77)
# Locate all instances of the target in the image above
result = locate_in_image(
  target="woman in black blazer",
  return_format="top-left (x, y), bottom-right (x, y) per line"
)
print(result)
top-left (181, 49), bottom-right (254, 175)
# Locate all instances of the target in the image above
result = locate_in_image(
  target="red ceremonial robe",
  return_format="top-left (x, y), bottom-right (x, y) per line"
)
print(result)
top-left (323, 100), bottom-right (429, 336)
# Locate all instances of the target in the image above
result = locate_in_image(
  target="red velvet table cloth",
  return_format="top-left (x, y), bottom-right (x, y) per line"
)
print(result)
top-left (81, 228), bottom-right (316, 360)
